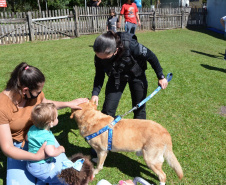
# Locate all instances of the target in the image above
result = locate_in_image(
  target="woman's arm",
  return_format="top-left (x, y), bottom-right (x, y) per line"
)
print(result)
top-left (0, 124), bottom-right (46, 161)
top-left (92, 56), bottom-right (106, 96)
top-left (42, 98), bottom-right (88, 110)
top-left (91, 58), bottom-right (106, 105)
top-left (131, 40), bottom-right (163, 78)
top-left (131, 40), bottom-right (168, 89)
top-left (97, 0), bottom-right (101, 6)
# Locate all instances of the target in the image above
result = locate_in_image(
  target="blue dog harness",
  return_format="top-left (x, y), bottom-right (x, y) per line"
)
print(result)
top-left (85, 73), bottom-right (173, 151)
top-left (85, 116), bottom-right (122, 150)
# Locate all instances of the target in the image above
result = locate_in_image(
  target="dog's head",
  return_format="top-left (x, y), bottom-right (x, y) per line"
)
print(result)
top-left (70, 100), bottom-right (97, 120)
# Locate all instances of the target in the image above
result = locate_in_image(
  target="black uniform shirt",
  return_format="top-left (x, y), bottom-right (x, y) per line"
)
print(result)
top-left (92, 34), bottom-right (164, 96)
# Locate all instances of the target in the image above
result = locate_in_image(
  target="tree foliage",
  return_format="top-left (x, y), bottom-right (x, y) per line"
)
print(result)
top-left (2, 0), bottom-right (156, 12)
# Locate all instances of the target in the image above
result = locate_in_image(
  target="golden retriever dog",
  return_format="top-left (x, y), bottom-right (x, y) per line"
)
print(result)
top-left (70, 101), bottom-right (183, 184)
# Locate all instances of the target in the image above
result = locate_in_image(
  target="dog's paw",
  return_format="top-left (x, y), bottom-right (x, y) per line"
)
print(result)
top-left (93, 169), bottom-right (99, 175)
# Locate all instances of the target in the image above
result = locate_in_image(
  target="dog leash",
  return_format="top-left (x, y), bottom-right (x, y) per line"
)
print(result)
top-left (85, 73), bottom-right (173, 150)
top-left (120, 72), bottom-right (173, 118)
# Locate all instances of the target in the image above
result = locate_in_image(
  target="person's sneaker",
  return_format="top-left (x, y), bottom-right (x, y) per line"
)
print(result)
top-left (92, 157), bottom-right (98, 163)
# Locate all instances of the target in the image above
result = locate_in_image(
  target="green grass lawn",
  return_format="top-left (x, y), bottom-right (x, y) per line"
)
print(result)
top-left (0, 28), bottom-right (225, 185)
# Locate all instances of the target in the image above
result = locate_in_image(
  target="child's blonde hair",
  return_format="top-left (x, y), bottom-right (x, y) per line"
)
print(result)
top-left (31, 103), bottom-right (57, 129)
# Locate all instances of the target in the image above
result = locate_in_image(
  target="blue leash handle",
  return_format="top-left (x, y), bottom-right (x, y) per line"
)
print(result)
top-left (137, 73), bottom-right (173, 108)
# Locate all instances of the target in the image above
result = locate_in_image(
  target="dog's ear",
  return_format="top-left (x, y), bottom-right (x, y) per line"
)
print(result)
top-left (70, 110), bottom-right (75, 119)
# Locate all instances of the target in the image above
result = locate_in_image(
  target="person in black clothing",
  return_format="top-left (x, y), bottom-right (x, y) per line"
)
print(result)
top-left (89, 0), bottom-right (101, 7)
top-left (91, 31), bottom-right (168, 119)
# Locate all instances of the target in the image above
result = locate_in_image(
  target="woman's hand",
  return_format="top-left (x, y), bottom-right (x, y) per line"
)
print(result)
top-left (42, 97), bottom-right (89, 110)
top-left (91, 95), bottom-right (99, 106)
top-left (34, 141), bottom-right (47, 161)
top-left (58, 145), bottom-right (65, 153)
top-left (158, 78), bottom-right (168, 89)
top-left (68, 98), bottom-right (89, 110)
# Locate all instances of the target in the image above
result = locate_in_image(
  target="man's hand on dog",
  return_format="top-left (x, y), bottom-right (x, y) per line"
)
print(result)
top-left (91, 95), bottom-right (99, 106)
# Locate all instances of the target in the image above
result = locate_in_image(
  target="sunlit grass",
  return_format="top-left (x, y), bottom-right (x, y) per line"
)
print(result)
top-left (0, 28), bottom-right (225, 185)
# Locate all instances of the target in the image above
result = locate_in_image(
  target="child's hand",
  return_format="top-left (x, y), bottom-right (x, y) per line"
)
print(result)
top-left (59, 146), bottom-right (65, 153)
top-left (45, 145), bottom-right (65, 157)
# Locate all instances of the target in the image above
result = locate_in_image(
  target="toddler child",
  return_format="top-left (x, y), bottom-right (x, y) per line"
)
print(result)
top-left (26, 103), bottom-right (67, 184)
top-left (106, 9), bottom-right (119, 32)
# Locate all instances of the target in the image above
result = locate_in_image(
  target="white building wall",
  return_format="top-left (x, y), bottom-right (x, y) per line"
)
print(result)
top-left (207, 0), bottom-right (226, 31)
top-left (181, 0), bottom-right (189, 7)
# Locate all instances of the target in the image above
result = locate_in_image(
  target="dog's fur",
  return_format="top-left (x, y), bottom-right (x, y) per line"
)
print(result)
top-left (70, 101), bottom-right (183, 183)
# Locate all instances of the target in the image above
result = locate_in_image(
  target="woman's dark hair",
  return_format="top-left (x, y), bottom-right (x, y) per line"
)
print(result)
top-left (6, 62), bottom-right (45, 95)
top-left (93, 31), bottom-right (124, 56)
top-left (58, 153), bottom-right (94, 185)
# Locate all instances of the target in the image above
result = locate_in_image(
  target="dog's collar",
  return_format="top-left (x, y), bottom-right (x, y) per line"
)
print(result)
top-left (85, 116), bottom-right (122, 150)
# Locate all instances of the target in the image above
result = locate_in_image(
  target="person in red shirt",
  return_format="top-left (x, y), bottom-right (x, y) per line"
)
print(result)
top-left (118, 0), bottom-right (141, 34)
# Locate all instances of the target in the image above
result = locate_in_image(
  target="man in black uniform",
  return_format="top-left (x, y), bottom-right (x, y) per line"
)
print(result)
top-left (91, 31), bottom-right (168, 119)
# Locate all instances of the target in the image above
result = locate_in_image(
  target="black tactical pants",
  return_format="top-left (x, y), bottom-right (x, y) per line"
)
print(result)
top-left (102, 73), bottom-right (148, 119)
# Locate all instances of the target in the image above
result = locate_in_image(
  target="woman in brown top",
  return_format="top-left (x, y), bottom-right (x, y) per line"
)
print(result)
top-left (0, 62), bottom-right (88, 185)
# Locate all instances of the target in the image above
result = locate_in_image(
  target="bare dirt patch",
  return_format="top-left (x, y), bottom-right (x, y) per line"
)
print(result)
top-left (220, 106), bottom-right (226, 117)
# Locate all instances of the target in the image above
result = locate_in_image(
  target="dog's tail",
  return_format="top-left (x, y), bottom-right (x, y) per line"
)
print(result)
top-left (164, 146), bottom-right (183, 180)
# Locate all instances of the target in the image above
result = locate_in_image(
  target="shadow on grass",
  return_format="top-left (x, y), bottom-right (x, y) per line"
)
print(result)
top-left (187, 26), bottom-right (225, 40)
top-left (54, 113), bottom-right (158, 184)
top-left (219, 52), bottom-right (226, 57)
top-left (191, 50), bottom-right (224, 60)
top-left (0, 151), bottom-right (7, 185)
top-left (201, 64), bottom-right (226, 73)
top-left (103, 152), bottom-right (158, 184)
top-left (51, 112), bottom-right (91, 156)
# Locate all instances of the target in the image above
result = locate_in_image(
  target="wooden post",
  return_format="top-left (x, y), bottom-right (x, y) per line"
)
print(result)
top-left (73, 6), bottom-right (80, 37)
top-left (181, 10), bottom-right (184, 28)
top-left (203, 8), bottom-right (207, 27)
top-left (27, 12), bottom-right (34, 41)
top-left (152, 11), bottom-right (156, 31)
